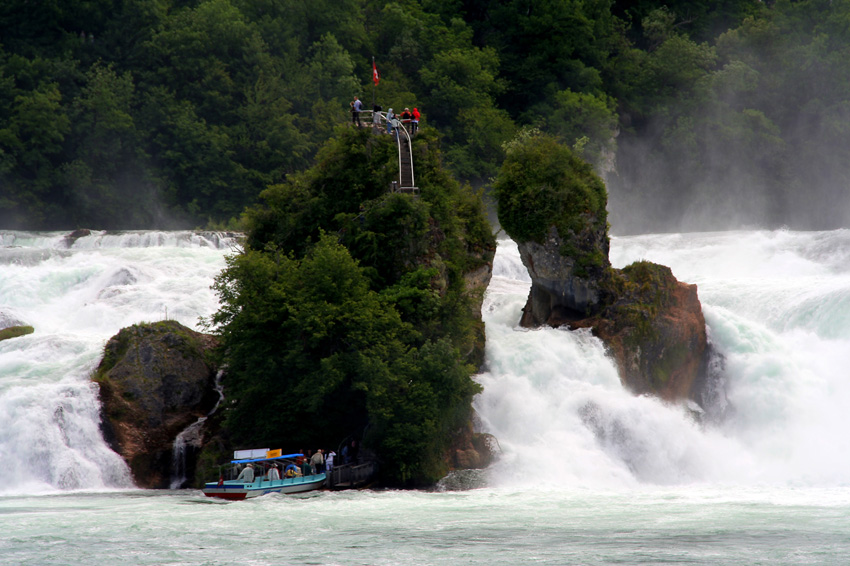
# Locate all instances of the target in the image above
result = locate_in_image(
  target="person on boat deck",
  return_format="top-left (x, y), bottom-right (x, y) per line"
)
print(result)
top-left (236, 463), bottom-right (254, 482)
top-left (301, 458), bottom-right (313, 476)
top-left (311, 449), bottom-right (324, 474)
top-left (268, 464), bottom-right (280, 481)
top-left (285, 465), bottom-right (298, 478)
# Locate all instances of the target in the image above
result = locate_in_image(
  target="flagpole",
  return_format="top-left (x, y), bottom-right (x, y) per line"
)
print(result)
top-left (372, 56), bottom-right (376, 110)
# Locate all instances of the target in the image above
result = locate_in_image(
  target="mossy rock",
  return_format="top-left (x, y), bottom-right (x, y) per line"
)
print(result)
top-left (0, 325), bottom-right (34, 342)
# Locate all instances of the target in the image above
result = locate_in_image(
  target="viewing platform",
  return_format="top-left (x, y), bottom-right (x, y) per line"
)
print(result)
top-left (354, 110), bottom-right (419, 196)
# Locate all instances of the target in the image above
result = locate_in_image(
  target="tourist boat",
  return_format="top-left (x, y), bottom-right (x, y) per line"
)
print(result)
top-left (202, 448), bottom-right (326, 500)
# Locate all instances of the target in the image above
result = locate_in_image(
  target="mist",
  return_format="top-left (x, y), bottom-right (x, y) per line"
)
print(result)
top-left (604, 6), bottom-right (850, 236)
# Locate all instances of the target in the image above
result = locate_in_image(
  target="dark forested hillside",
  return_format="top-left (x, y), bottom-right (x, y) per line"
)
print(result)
top-left (1, 0), bottom-right (849, 232)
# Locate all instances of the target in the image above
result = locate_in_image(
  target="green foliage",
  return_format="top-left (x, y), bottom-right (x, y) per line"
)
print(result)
top-left (539, 88), bottom-right (618, 164)
top-left (494, 130), bottom-right (608, 248)
top-left (212, 125), bottom-right (494, 485)
top-left (212, 231), bottom-right (484, 485)
top-left (1, 0), bottom-right (847, 232)
top-left (600, 260), bottom-right (674, 344)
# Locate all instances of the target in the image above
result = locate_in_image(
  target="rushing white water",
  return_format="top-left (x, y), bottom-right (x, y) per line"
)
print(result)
top-left (0, 230), bottom-right (237, 495)
top-left (4, 228), bottom-right (850, 564)
top-left (476, 231), bottom-right (850, 489)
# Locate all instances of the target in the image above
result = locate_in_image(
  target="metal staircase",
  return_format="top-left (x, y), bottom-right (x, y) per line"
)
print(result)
top-left (366, 111), bottom-right (418, 196)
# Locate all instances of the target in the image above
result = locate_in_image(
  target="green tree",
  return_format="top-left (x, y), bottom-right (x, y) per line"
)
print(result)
top-left (494, 130), bottom-right (608, 268)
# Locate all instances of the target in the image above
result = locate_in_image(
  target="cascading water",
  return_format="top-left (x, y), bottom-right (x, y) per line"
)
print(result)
top-left (5, 228), bottom-right (850, 565)
top-left (169, 370), bottom-right (226, 489)
top-left (0, 230), bottom-right (236, 494)
top-left (4, 228), bottom-right (850, 496)
top-left (475, 232), bottom-right (850, 488)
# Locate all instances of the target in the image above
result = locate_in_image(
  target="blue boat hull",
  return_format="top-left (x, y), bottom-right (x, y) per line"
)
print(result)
top-left (203, 473), bottom-right (327, 500)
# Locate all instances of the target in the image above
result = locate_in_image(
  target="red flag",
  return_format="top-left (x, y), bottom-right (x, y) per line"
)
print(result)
top-left (217, 474), bottom-right (224, 487)
top-left (372, 59), bottom-right (380, 86)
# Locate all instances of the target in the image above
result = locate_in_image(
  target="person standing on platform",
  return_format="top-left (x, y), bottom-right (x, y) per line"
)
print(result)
top-left (351, 96), bottom-right (363, 126)
top-left (373, 104), bottom-right (382, 128)
top-left (412, 107), bottom-right (420, 134)
top-left (386, 108), bottom-right (396, 137)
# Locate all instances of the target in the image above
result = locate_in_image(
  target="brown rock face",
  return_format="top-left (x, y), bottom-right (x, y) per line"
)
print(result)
top-left (569, 265), bottom-right (708, 401)
top-left (94, 320), bottom-right (220, 488)
top-left (520, 234), bottom-right (709, 403)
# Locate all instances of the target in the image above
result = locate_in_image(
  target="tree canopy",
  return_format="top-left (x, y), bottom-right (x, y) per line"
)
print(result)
top-left (208, 127), bottom-right (495, 486)
top-left (3, 0), bottom-right (849, 232)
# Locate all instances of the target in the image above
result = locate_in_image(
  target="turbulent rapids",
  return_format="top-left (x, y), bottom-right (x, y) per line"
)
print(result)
top-left (477, 230), bottom-right (850, 488)
top-left (3, 229), bottom-right (850, 494)
top-left (0, 230), bottom-right (237, 494)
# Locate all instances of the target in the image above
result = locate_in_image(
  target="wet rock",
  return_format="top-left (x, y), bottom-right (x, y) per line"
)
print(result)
top-left (93, 320), bottom-right (220, 488)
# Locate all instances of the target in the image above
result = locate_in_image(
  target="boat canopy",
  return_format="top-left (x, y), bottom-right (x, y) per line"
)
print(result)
top-left (230, 453), bottom-right (303, 465)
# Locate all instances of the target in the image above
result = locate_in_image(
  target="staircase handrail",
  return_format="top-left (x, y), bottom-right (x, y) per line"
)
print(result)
top-left (372, 111), bottom-right (415, 191)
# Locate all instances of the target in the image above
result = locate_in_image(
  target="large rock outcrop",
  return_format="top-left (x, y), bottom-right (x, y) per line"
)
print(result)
top-left (494, 132), bottom-right (708, 403)
top-left (94, 320), bottom-right (220, 488)
top-left (517, 226), bottom-right (707, 401)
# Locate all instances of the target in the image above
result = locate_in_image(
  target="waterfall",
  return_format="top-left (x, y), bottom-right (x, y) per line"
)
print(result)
top-left (5, 228), bottom-right (850, 493)
top-left (475, 232), bottom-right (850, 488)
top-left (170, 370), bottom-right (226, 489)
top-left (0, 230), bottom-right (235, 494)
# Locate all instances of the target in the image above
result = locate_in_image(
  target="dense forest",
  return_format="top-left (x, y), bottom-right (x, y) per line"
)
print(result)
top-left (2, 0), bottom-right (849, 233)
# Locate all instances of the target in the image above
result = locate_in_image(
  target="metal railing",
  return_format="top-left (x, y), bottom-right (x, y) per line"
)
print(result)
top-left (329, 460), bottom-right (378, 489)
top-left (354, 110), bottom-right (416, 193)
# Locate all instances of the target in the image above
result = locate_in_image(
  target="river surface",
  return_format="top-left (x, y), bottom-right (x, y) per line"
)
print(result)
top-left (2, 229), bottom-right (850, 565)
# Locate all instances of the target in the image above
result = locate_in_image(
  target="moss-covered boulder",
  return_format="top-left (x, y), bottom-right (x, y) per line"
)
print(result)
top-left (93, 320), bottom-right (221, 488)
top-left (495, 132), bottom-right (708, 403)
top-left (570, 262), bottom-right (708, 400)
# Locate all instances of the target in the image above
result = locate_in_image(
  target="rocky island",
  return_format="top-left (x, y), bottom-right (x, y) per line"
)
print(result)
top-left (494, 131), bottom-right (708, 402)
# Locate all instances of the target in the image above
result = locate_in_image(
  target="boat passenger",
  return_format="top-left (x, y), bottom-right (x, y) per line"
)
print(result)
top-left (236, 463), bottom-right (254, 482)
top-left (268, 464), bottom-right (281, 481)
top-left (301, 459), bottom-right (313, 476)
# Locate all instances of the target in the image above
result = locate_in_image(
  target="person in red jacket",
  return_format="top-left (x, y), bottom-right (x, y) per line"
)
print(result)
top-left (412, 107), bottom-right (421, 134)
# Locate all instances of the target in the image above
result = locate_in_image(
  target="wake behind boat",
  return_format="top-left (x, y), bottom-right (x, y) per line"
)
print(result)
top-left (203, 449), bottom-right (326, 500)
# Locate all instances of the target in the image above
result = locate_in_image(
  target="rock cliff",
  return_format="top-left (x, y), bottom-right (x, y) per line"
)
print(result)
top-left (94, 320), bottom-right (220, 488)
